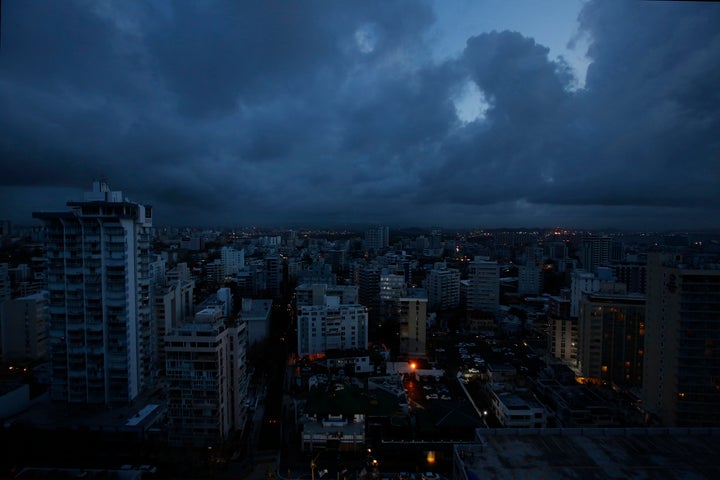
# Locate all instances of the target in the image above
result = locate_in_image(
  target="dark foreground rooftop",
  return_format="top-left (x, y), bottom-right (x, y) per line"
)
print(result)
top-left (455, 427), bottom-right (720, 479)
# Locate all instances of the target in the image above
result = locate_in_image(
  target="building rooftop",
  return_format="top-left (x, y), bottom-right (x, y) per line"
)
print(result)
top-left (16, 467), bottom-right (144, 479)
top-left (495, 391), bottom-right (536, 409)
top-left (240, 298), bottom-right (272, 318)
top-left (304, 383), bottom-right (401, 417)
top-left (325, 348), bottom-right (370, 360)
top-left (456, 428), bottom-right (720, 479)
top-left (7, 391), bottom-right (166, 433)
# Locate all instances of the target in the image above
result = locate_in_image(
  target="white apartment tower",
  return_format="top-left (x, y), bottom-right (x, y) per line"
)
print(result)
top-left (425, 262), bottom-right (460, 311)
top-left (467, 256), bottom-right (500, 315)
top-left (297, 296), bottom-right (368, 357)
top-left (221, 246), bottom-right (244, 276)
top-left (33, 181), bottom-right (154, 404)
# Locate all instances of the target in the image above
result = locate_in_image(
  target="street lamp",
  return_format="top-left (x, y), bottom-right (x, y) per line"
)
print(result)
top-left (311, 453), bottom-right (327, 480)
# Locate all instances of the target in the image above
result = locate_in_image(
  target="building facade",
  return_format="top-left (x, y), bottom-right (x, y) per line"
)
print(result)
top-left (546, 295), bottom-right (578, 363)
top-left (578, 292), bottom-right (646, 388)
top-left (0, 292), bottom-right (48, 362)
top-left (364, 225), bottom-right (389, 253)
top-left (518, 264), bottom-right (544, 296)
top-left (220, 246), bottom-right (244, 276)
top-left (424, 263), bottom-right (460, 311)
top-left (297, 297), bottom-right (368, 357)
top-left (33, 181), bottom-right (154, 404)
top-left (580, 236), bottom-right (611, 273)
top-left (165, 306), bottom-right (249, 446)
top-left (642, 253), bottom-right (720, 427)
top-left (398, 291), bottom-right (428, 357)
top-left (241, 297), bottom-right (273, 345)
top-left (467, 257), bottom-right (499, 315)
top-left (153, 279), bottom-right (195, 376)
top-left (295, 283), bottom-right (358, 311)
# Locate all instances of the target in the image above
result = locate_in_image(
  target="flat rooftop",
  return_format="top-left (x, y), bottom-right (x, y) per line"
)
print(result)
top-left (456, 428), bottom-right (720, 479)
top-left (8, 390), bottom-right (166, 433)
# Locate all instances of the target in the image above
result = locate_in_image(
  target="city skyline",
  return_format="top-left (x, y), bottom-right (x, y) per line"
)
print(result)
top-left (1, 1), bottom-right (720, 230)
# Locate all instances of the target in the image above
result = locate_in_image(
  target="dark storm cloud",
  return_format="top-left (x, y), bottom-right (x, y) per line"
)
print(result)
top-left (145, 0), bottom-right (435, 117)
top-left (418, 1), bottom-right (720, 226)
top-left (1, 0), bottom-right (719, 228)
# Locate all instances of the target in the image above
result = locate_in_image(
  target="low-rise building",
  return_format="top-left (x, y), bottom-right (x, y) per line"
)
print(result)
top-left (297, 296), bottom-right (368, 357)
top-left (325, 349), bottom-right (373, 374)
top-left (487, 386), bottom-right (546, 428)
top-left (1, 292), bottom-right (48, 362)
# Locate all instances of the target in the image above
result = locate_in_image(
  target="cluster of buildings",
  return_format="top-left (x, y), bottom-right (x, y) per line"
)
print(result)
top-left (0, 181), bottom-right (719, 476)
top-left (0, 182), bottom-right (272, 446)
top-left (545, 244), bottom-right (720, 428)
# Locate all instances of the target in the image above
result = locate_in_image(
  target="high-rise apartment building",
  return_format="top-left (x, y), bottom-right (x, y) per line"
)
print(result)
top-left (166, 262), bottom-right (191, 283)
top-left (379, 272), bottom-right (406, 303)
top-left (424, 263), bottom-right (460, 311)
top-left (578, 291), bottom-right (646, 388)
top-left (518, 264), bottom-right (544, 296)
top-left (569, 268), bottom-right (621, 317)
top-left (33, 181), bottom-right (154, 404)
top-left (543, 241), bottom-right (568, 263)
top-left (205, 260), bottom-right (225, 284)
top-left (546, 295), bottom-right (577, 363)
top-left (467, 256), bottom-right (499, 315)
top-left (297, 296), bottom-right (368, 357)
top-left (358, 264), bottom-right (381, 314)
top-left (643, 253), bottom-right (720, 427)
top-left (430, 228), bottom-right (443, 250)
top-left (153, 278), bottom-right (195, 376)
top-left (220, 246), bottom-right (244, 276)
top-left (365, 225), bottom-right (389, 253)
top-left (398, 290), bottom-right (428, 357)
top-left (580, 236), bottom-right (611, 273)
top-left (612, 261), bottom-right (648, 295)
top-left (165, 305), bottom-right (249, 446)
top-left (264, 253), bottom-right (283, 298)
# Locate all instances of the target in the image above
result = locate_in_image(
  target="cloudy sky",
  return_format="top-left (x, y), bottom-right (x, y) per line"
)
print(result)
top-left (1, 0), bottom-right (719, 230)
